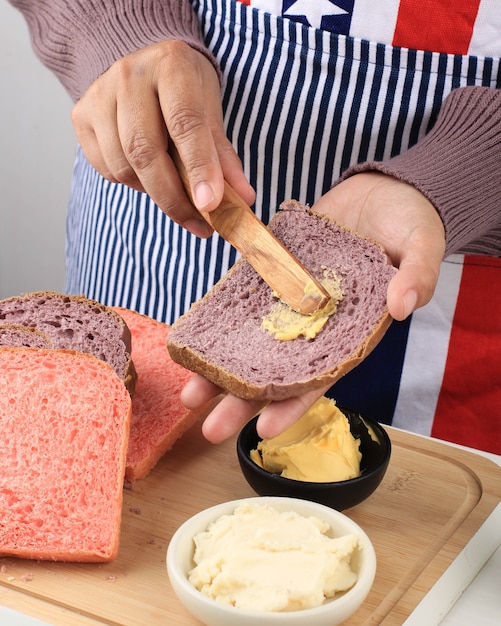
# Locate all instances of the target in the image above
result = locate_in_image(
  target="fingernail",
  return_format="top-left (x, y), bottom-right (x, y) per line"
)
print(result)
top-left (184, 218), bottom-right (213, 238)
top-left (194, 182), bottom-right (215, 210)
top-left (402, 289), bottom-right (418, 318)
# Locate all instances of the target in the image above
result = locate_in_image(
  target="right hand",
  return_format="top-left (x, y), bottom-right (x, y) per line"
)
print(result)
top-left (182, 172), bottom-right (446, 443)
top-left (71, 41), bottom-right (255, 237)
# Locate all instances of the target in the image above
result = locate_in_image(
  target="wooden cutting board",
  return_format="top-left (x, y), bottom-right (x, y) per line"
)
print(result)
top-left (0, 424), bottom-right (500, 626)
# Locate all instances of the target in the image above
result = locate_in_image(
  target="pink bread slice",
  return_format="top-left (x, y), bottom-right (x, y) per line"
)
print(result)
top-left (0, 347), bottom-right (132, 562)
top-left (112, 308), bottom-right (200, 481)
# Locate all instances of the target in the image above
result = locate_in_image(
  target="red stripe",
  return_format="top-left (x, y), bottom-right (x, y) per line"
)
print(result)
top-left (431, 255), bottom-right (501, 454)
top-left (393, 0), bottom-right (481, 55)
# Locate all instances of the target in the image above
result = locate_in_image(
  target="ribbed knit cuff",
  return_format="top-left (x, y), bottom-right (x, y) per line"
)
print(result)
top-left (340, 87), bottom-right (501, 257)
top-left (10, 0), bottom-right (219, 102)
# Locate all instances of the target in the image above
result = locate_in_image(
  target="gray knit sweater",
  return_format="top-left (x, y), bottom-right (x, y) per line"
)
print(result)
top-left (9, 0), bottom-right (501, 257)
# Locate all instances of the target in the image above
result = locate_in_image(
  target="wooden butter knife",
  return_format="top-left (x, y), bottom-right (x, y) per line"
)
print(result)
top-left (172, 151), bottom-right (331, 315)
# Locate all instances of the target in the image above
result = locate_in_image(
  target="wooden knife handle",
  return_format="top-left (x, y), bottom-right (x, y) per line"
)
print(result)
top-left (171, 148), bottom-right (331, 315)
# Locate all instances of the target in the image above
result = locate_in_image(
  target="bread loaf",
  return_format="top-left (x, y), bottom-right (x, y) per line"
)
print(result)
top-left (0, 348), bottom-right (131, 562)
top-left (167, 202), bottom-right (396, 401)
top-left (112, 308), bottom-right (200, 481)
top-left (0, 323), bottom-right (54, 348)
top-left (0, 292), bottom-right (136, 395)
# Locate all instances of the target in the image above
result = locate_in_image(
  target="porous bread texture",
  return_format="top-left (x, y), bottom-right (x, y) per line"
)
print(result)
top-left (0, 347), bottom-right (132, 562)
top-left (0, 324), bottom-right (54, 348)
top-left (112, 308), bottom-right (200, 481)
top-left (167, 202), bottom-right (396, 401)
top-left (0, 292), bottom-right (136, 395)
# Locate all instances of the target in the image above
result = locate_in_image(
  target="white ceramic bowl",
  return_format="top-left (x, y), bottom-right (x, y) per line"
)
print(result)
top-left (166, 496), bottom-right (376, 626)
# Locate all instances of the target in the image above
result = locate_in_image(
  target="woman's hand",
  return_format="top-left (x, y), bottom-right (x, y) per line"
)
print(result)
top-left (181, 172), bottom-right (446, 443)
top-left (71, 41), bottom-right (255, 237)
top-left (314, 172), bottom-right (446, 321)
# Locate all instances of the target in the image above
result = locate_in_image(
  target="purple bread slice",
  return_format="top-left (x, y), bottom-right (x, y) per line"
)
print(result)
top-left (167, 201), bottom-right (397, 401)
top-left (0, 292), bottom-right (136, 395)
top-left (0, 324), bottom-right (54, 349)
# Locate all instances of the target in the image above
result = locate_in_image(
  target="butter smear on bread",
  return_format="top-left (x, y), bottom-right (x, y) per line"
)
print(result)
top-left (261, 268), bottom-right (343, 341)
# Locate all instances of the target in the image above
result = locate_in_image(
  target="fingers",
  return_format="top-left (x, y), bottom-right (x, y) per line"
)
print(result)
top-left (72, 41), bottom-right (253, 236)
top-left (386, 213), bottom-right (445, 321)
top-left (387, 253), bottom-right (443, 320)
top-left (255, 386), bottom-right (331, 439)
top-left (156, 43), bottom-right (225, 212)
top-left (157, 44), bottom-right (255, 211)
top-left (212, 143), bottom-right (256, 209)
top-left (200, 385), bottom-right (330, 444)
top-left (181, 375), bottom-right (263, 444)
top-left (116, 49), bottom-right (213, 233)
top-left (201, 395), bottom-right (268, 444)
top-left (180, 374), bottom-right (221, 410)
top-left (387, 263), bottom-right (432, 321)
top-left (182, 374), bottom-right (330, 444)
top-left (72, 86), bottom-right (144, 189)
top-left (314, 174), bottom-right (446, 321)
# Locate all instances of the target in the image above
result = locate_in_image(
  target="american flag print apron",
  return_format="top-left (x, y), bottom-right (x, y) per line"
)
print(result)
top-left (238, 0), bottom-right (501, 57)
top-left (65, 0), bottom-right (501, 453)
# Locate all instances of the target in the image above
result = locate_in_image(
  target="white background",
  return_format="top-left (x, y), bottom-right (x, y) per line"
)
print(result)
top-left (0, 2), bottom-right (76, 299)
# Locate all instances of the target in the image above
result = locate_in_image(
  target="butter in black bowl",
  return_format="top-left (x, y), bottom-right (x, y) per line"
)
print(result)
top-left (236, 397), bottom-right (391, 511)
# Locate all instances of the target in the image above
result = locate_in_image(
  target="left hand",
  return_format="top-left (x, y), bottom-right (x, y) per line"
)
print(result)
top-left (181, 172), bottom-right (446, 443)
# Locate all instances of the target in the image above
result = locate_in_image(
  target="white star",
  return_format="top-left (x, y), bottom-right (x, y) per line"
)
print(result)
top-left (283, 0), bottom-right (348, 30)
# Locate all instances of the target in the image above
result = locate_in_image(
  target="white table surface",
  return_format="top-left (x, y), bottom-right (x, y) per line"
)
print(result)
top-left (410, 442), bottom-right (501, 626)
top-left (1, 435), bottom-right (500, 626)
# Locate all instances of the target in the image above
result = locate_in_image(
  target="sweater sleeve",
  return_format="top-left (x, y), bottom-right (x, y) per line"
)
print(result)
top-left (339, 87), bottom-right (501, 257)
top-left (8, 0), bottom-right (219, 102)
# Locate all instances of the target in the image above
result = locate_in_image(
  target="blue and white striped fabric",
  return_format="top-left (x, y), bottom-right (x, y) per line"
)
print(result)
top-left (66, 0), bottom-right (500, 322)
top-left (65, 0), bottom-right (501, 445)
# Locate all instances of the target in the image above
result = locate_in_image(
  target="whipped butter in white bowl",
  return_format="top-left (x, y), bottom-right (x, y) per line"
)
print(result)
top-left (166, 496), bottom-right (376, 626)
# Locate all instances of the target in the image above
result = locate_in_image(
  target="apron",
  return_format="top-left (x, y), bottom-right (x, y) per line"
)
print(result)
top-left (65, 0), bottom-right (501, 453)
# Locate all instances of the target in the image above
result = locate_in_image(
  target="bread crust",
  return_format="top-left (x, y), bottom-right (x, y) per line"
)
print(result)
top-left (0, 291), bottom-right (137, 396)
top-left (111, 307), bottom-right (201, 481)
top-left (0, 323), bottom-right (54, 348)
top-left (168, 308), bottom-right (393, 401)
top-left (167, 202), bottom-right (396, 401)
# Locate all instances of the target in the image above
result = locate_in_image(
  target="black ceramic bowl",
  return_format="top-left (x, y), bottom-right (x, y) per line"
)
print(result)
top-left (237, 408), bottom-right (391, 511)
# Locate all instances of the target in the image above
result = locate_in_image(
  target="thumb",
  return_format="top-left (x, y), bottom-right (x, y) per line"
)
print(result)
top-left (387, 258), bottom-right (442, 321)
